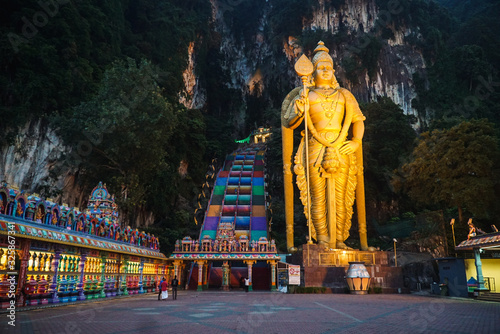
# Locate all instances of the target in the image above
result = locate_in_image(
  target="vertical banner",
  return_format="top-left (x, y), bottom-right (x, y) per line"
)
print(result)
top-left (288, 264), bottom-right (301, 285)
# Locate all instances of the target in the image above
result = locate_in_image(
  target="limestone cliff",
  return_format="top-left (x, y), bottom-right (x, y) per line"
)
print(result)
top-left (193, 0), bottom-right (427, 127)
top-left (1, 0), bottom-right (430, 224)
top-left (0, 120), bottom-right (89, 207)
top-left (0, 120), bottom-right (63, 193)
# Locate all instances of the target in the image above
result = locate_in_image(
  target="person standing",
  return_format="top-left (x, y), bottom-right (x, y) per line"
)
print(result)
top-left (161, 278), bottom-right (168, 300)
top-left (158, 277), bottom-right (164, 301)
top-left (244, 277), bottom-right (249, 292)
top-left (171, 275), bottom-right (179, 300)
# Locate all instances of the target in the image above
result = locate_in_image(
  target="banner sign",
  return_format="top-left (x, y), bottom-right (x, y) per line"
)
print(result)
top-left (288, 264), bottom-right (300, 285)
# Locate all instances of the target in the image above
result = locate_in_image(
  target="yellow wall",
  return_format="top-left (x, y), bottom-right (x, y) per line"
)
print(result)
top-left (464, 258), bottom-right (500, 292)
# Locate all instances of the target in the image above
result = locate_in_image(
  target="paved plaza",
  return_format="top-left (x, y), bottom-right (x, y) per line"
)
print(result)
top-left (2, 291), bottom-right (499, 334)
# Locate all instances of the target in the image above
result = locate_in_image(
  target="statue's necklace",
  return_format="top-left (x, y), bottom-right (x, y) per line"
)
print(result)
top-left (316, 89), bottom-right (340, 118)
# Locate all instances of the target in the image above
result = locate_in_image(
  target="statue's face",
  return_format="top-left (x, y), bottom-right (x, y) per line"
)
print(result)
top-left (314, 61), bottom-right (334, 85)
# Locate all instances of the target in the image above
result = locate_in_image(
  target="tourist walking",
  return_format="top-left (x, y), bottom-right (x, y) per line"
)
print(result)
top-left (161, 278), bottom-right (169, 300)
top-left (171, 275), bottom-right (179, 300)
top-left (158, 277), bottom-right (164, 301)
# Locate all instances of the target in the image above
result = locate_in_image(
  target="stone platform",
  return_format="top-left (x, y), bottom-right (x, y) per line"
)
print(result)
top-left (288, 244), bottom-right (408, 293)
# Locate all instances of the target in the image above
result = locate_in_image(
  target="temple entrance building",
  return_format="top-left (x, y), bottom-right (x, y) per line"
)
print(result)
top-left (0, 182), bottom-right (169, 308)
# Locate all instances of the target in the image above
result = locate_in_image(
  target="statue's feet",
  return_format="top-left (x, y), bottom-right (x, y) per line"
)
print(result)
top-left (318, 240), bottom-right (330, 250)
top-left (361, 245), bottom-right (377, 251)
top-left (336, 241), bottom-right (352, 250)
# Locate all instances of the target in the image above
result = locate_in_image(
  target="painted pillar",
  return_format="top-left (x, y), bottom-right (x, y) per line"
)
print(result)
top-left (196, 261), bottom-right (205, 291)
top-left (160, 263), bottom-right (164, 288)
top-left (165, 264), bottom-right (171, 290)
top-left (181, 263), bottom-right (186, 289)
top-left (203, 262), bottom-right (209, 289)
top-left (157, 264), bottom-right (163, 290)
top-left (222, 261), bottom-right (230, 291)
top-left (173, 260), bottom-right (184, 289)
top-left (139, 258), bottom-right (145, 294)
top-left (116, 258), bottom-right (122, 295)
top-left (77, 251), bottom-right (87, 300)
top-left (173, 260), bottom-right (181, 280)
top-left (474, 248), bottom-right (487, 291)
top-left (16, 239), bottom-right (31, 307)
top-left (48, 248), bottom-right (61, 303)
top-left (98, 253), bottom-right (107, 298)
top-left (154, 263), bottom-right (159, 292)
top-left (121, 256), bottom-right (129, 296)
top-left (268, 260), bottom-right (277, 291)
top-left (13, 199), bottom-right (18, 217)
top-left (246, 260), bottom-right (256, 292)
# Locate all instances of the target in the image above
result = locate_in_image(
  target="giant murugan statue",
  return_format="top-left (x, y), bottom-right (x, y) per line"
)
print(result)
top-left (282, 41), bottom-right (370, 251)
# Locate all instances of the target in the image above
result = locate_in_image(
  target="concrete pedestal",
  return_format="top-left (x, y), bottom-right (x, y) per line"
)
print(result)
top-left (288, 244), bottom-right (407, 293)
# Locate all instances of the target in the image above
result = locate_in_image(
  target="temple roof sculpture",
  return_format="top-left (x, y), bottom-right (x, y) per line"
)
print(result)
top-left (0, 181), bottom-right (161, 253)
top-left (86, 182), bottom-right (119, 223)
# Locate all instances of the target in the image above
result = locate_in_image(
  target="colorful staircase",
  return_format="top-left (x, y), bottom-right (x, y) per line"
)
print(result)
top-left (199, 144), bottom-right (268, 245)
top-left (175, 141), bottom-right (279, 291)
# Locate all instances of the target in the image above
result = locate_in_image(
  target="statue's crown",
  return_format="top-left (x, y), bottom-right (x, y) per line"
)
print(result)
top-left (312, 41), bottom-right (333, 67)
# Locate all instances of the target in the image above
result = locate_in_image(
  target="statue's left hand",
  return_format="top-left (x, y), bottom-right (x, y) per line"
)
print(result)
top-left (339, 141), bottom-right (360, 155)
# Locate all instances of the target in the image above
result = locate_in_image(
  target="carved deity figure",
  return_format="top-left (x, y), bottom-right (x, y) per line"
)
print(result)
top-left (282, 41), bottom-right (371, 251)
top-left (98, 224), bottom-right (106, 237)
top-left (35, 207), bottom-right (43, 222)
top-left (467, 218), bottom-right (477, 240)
top-left (130, 229), bottom-right (136, 244)
top-left (16, 202), bottom-right (24, 217)
top-left (77, 219), bottom-right (84, 232)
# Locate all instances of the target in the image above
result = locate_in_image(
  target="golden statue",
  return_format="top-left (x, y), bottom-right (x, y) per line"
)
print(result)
top-left (281, 41), bottom-right (370, 251)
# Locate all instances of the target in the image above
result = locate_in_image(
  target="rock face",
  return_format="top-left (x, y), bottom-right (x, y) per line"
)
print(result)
top-left (179, 42), bottom-right (206, 110)
top-left (1, 0), bottom-right (429, 224)
top-left (194, 0), bottom-right (426, 125)
top-left (0, 119), bottom-right (65, 193)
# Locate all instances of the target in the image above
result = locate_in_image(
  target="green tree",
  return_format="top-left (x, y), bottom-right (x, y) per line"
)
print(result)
top-left (401, 119), bottom-right (500, 222)
top-left (362, 97), bottom-right (417, 202)
top-left (54, 58), bottom-right (182, 224)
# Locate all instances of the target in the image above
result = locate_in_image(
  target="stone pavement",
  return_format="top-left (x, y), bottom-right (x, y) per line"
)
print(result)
top-left (1, 291), bottom-right (499, 334)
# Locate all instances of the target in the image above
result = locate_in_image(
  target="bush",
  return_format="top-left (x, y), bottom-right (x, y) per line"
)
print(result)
top-left (369, 286), bottom-right (383, 294)
top-left (293, 286), bottom-right (327, 294)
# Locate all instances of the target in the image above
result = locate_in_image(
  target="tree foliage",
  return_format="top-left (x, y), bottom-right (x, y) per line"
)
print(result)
top-left (401, 120), bottom-right (500, 221)
top-left (1, 0), bottom-right (212, 230)
top-left (362, 97), bottom-right (417, 201)
top-left (0, 0), bottom-right (211, 146)
top-left (54, 58), bottom-right (204, 225)
top-left (268, 0), bottom-right (314, 47)
top-left (408, 0), bottom-right (500, 130)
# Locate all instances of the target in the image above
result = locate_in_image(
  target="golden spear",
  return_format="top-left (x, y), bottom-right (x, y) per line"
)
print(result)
top-left (294, 55), bottom-right (314, 245)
